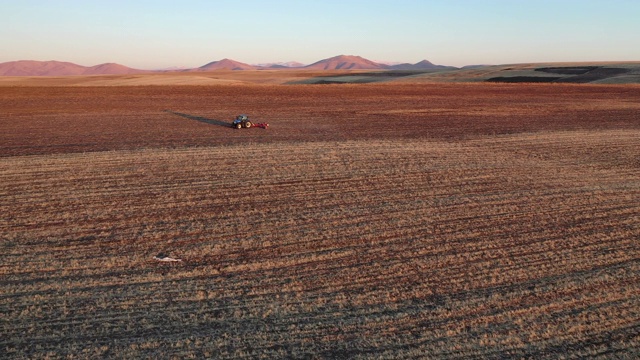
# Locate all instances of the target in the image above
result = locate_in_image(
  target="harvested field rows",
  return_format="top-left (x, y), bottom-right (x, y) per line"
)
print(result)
top-left (2, 129), bottom-right (639, 358)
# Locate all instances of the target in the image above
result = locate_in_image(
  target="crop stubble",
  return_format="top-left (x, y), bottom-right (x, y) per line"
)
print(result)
top-left (1, 83), bottom-right (639, 358)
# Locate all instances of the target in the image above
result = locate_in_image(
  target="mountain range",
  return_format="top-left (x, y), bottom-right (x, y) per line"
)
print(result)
top-left (0, 55), bottom-right (454, 76)
top-left (192, 55), bottom-right (454, 71)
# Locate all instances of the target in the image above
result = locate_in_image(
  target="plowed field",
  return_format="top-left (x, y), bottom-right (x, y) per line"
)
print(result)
top-left (2, 83), bottom-right (639, 358)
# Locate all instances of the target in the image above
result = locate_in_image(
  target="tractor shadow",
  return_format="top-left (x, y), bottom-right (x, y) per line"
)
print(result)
top-left (165, 110), bottom-right (230, 128)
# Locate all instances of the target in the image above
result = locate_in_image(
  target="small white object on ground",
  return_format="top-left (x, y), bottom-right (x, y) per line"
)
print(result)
top-left (153, 254), bottom-right (182, 262)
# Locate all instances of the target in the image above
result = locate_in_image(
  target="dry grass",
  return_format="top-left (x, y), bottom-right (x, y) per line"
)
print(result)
top-left (0, 69), bottom-right (370, 86)
top-left (1, 82), bottom-right (639, 358)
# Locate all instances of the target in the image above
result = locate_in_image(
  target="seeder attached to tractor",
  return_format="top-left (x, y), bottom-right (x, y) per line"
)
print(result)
top-left (232, 114), bottom-right (269, 129)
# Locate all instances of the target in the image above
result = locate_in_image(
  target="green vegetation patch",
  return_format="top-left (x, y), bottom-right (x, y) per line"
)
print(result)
top-left (287, 70), bottom-right (450, 84)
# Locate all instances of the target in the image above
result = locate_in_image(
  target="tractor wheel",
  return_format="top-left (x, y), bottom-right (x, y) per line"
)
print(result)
top-left (235, 123), bottom-right (242, 129)
top-left (245, 121), bottom-right (252, 128)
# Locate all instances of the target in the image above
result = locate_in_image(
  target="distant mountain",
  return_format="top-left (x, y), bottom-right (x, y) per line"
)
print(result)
top-left (0, 60), bottom-right (146, 76)
top-left (0, 56), bottom-right (458, 76)
top-left (304, 55), bottom-right (389, 70)
top-left (375, 60), bottom-right (403, 66)
top-left (255, 61), bottom-right (305, 69)
top-left (84, 63), bottom-right (148, 75)
top-left (389, 60), bottom-right (456, 70)
top-left (198, 58), bottom-right (256, 71)
top-left (461, 64), bottom-right (491, 69)
top-left (0, 60), bottom-right (86, 76)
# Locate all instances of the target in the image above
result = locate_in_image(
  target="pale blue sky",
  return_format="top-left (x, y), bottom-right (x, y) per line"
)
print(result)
top-left (1, 0), bottom-right (639, 69)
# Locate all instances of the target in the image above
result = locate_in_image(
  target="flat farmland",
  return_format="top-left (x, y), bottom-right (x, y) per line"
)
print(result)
top-left (2, 83), bottom-right (640, 156)
top-left (1, 82), bottom-right (639, 358)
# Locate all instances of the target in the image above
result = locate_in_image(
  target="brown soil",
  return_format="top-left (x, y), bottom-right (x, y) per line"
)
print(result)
top-left (2, 83), bottom-right (639, 157)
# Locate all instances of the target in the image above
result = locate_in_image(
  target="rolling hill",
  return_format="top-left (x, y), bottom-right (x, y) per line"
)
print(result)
top-left (83, 63), bottom-right (148, 75)
top-left (0, 60), bottom-right (86, 76)
top-left (394, 62), bottom-right (640, 84)
top-left (304, 55), bottom-right (389, 70)
top-left (198, 58), bottom-right (256, 71)
top-left (0, 60), bottom-right (147, 76)
top-left (389, 59), bottom-right (456, 70)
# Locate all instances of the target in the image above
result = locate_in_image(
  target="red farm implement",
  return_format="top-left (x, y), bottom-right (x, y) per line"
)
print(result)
top-left (232, 114), bottom-right (269, 129)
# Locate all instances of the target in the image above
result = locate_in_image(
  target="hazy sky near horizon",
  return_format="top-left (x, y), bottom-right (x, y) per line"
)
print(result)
top-left (1, 0), bottom-right (639, 69)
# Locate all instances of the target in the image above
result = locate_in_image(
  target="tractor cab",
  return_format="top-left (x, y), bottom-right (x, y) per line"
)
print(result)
top-left (232, 114), bottom-right (252, 128)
